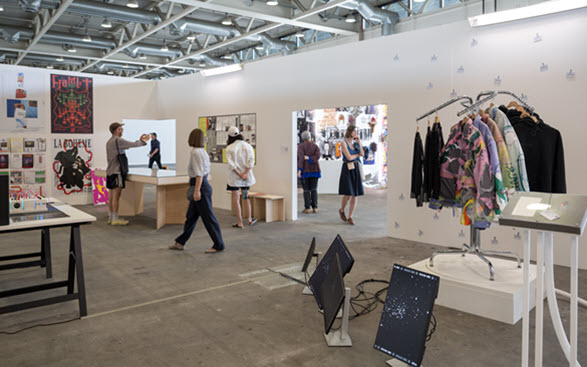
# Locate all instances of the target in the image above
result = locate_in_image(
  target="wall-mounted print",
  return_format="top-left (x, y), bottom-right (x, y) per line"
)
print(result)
top-left (1, 71), bottom-right (45, 132)
top-left (52, 138), bottom-right (93, 196)
top-left (50, 74), bottom-right (93, 134)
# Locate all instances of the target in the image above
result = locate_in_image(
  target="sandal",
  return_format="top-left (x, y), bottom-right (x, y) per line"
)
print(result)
top-left (205, 248), bottom-right (222, 254)
top-left (339, 209), bottom-right (347, 222)
top-left (168, 243), bottom-right (184, 251)
top-left (348, 217), bottom-right (355, 225)
top-left (232, 224), bottom-right (243, 228)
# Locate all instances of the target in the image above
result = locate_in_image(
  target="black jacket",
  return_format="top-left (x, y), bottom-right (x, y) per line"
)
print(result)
top-left (411, 131), bottom-right (424, 206)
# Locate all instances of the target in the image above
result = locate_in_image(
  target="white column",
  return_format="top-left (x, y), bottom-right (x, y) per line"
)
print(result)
top-left (522, 230), bottom-right (530, 367)
top-left (535, 231), bottom-right (545, 367)
top-left (570, 235), bottom-right (578, 367)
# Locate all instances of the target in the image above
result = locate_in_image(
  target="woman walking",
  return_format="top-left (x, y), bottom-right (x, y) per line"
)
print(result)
top-left (169, 128), bottom-right (225, 253)
top-left (297, 131), bottom-right (322, 213)
top-left (338, 125), bottom-right (364, 225)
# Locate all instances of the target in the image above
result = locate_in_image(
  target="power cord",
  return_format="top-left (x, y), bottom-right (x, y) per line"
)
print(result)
top-left (0, 316), bottom-right (79, 335)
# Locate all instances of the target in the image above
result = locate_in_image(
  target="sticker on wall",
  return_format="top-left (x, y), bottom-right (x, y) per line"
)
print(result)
top-left (566, 69), bottom-right (576, 80)
top-left (1, 71), bottom-right (46, 132)
top-left (457, 65), bottom-right (464, 73)
top-left (50, 74), bottom-right (93, 134)
top-left (393, 54), bottom-right (399, 61)
top-left (494, 75), bottom-right (502, 85)
top-left (533, 33), bottom-right (542, 43)
top-left (431, 54), bottom-right (437, 62)
top-left (52, 138), bottom-right (93, 198)
top-left (471, 38), bottom-right (478, 47)
top-left (540, 63), bottom-right (549, 72)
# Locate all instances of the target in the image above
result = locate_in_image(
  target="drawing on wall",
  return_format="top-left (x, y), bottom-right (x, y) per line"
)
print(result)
top-left (201, 113), bottom-right (256, 163)
top-left (0, 154), bottom-right (8, 169)
top-left (1, 71), bottom-right (45, 132)
top-left (10, 170), bottom-right (23, 185)
top-left (52, 138), bottom-right (93, 195)
top-left (50, 74), bottom-right (93, 134)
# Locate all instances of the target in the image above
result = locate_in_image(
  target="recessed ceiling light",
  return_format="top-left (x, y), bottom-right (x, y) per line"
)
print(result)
top-left (267, 0), bottom-right (279, 5)
top-left (345, 14), bottom-right (356, 23)
top-left (82, 33), bottom-right (92, 42)
top-left (0, 5), bottom-right (4, 11)
top-left (222, 16), bottom-right (232, 25)
top-left (101, 18), bottom-right (113, 28)
top-left (127, 0), bottom-right (139, 8)
top-left (56, 56), bottom-right (64, 61)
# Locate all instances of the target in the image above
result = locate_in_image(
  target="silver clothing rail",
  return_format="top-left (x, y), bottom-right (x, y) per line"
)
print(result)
top-left (476, 90), bottom-right (535, 113)
top-left (457, 91), bottom-right (499, 117)
top-left (416, 96), bottom-right (473, 122)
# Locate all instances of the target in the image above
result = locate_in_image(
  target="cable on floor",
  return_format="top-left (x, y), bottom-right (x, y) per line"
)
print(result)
top-left (0, 317), bottom-right (79, 335)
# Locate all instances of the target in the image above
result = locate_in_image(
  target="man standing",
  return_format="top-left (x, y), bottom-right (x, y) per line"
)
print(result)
top-left (149, 132), bottom-right (162, 169)
top-left (106, 122), bottom-right (149, 225)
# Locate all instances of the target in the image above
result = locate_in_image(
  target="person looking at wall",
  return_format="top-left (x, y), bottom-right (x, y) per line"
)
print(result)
top-left (338, 125), bottom-right (364, 225)
top-left (297, 131), bottom-right (322, 213)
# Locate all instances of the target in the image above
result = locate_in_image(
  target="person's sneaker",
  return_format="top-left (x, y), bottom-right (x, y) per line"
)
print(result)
top-left (169, 243), bottom-right (184, 251)
top-left (249, 218), bottom-right (258, 226)
top-left (302, 209), bottom-right (310, 214)
top-left (110, 219), bottom-right (129, 226)
top-left (107, 217), bottom-right (112, 225)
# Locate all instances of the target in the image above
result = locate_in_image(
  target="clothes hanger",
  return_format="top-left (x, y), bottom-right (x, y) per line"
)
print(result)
top-left (506, 101), bottom-right (519, 109)
top-left (434, 115), bottom-right (440, 124)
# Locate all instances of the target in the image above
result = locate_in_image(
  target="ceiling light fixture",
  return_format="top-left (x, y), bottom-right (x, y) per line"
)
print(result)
top-left (0, 5), bottom-right (4, 11)
top-left (267, 0), bottom-right (279, 5)
top-left (126, 0), bottom-right (139, 8)
top-left (82, 33), bottom-right (92, 42)
top-left (178, 69), bottom-right (186, 74)
top-left (67, 46), bottom-right (77, 53)
top-left (222, 16), bottom-right (232, 25)
top-left (46, 65), bottom-right (54, 69)
top-left (200, 63), bottom-right (243, 77)
top-left (187, 33), bottom-right (196, 40)
top-left (107, 70), bottom-right (114, 75)
top-left (222, 55), bottom-right (232, 60)
top-left (139, 53), bottom-right (147, 59)
top-left (56, 56), bottom-right (64, 61)
top-left (255, 44), bottom-right (264, 50)
top-left (295, 30), bottom-right (304, 38)
top-left (122, 64), bottom-right (129, 69)
top-left (345, 14), bottom-right (356, 23)
top-left (161, 44), bottom-right (169, 52)
top-left (468, 0), bottom-right (587, 27)
top-left (414, 0), bottom-right (425, 2)
top-left (199, 62), bottom-right (206, 67)
top-left (101, 18), bottom-right (113, 28)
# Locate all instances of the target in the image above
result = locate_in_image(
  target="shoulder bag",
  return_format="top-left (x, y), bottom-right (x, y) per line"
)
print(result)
top-left (115, 139), bottom-right (129, 179)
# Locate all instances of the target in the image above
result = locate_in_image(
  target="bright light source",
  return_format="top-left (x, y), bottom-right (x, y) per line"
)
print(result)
top-left (267, 0), bottom-right (278, 5)
top-left (187, 33), bottom-right (196, 40)
top-left (56, 56), bottom-right (64, 61)
top-left (414, 0), bottom-right (425, 2)
top-left (345, 14), bottom-right (356, 23)
top-left (139, 53), bottom-right (147, 59)
top-left (222, 55), bottom-right (232, 60)
top-left (178, 69), bottom-right (186, 74)
top-left (527, 203), bottom-right (552, 211)
top-left (107, 70), bottom-right (114, 75)
top-left (295, 30), bottom-right (304, 38)
top-left (200, 63), bottom-right (243, 77)
top-left (0, 5), bottom-right (5, 11)
top-left (199, 62), bottom-right (206, 67)
top-left (161, 44), bottom-right (169, 52)
top-left (101, 18), bottom-right (113, 28)
top-left (122, 64), bottom-right (129, 69)
top-left (222, 17), bottom-right (232, 25)
top-left (46, 65), bottom-right (54, 69)
top-left (82, 34), bottom-right (92, 42)
top-left (255, 44), bottom-right (264, 50)
top-left (67, 46), bottom-right (77, 53)
top-left (468, 0), bottom-right (587, 27)
top-left (127, 0), bottom-right (139, 8)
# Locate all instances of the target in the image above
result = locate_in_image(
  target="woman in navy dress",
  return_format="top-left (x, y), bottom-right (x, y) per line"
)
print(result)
top-left (338, 125), bottom-right (364, 225)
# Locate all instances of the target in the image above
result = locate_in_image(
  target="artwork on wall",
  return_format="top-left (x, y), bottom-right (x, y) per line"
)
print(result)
top-left (0, 135), bottom-right (48, 196)
top-left (50, 74), bottom-right (93, 134)
top-left (1, 71), bottom-right (45, 132)
top-left (200, 113), bottom-right (256, 163)
top-left (52, 138), bottom-right (93, 198)
top-left (91, 170), bottom-right (108, 205)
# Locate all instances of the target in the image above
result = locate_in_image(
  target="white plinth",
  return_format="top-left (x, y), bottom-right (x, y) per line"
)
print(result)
top-left (410, 256), bottom-right (539, 324)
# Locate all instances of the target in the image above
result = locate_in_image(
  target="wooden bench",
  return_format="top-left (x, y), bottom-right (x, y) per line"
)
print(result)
top-left (227, 191), bottom-right (285, 223)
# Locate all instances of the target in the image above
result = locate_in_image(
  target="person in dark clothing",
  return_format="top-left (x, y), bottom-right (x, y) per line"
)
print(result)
top-left (148, 132), bottom-right (162, 169)
top-left (297, 131), bottom-right (322, 213)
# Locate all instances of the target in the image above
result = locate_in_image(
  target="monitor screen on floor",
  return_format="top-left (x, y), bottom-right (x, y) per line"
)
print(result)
top-left (373, 264), bottom-right (439, 367)
top-left (301, 237), bottom-right (316, 273)
top-left (321, 253), bottom-right (345, 335)
top-left (308, 234), bottom-right (354, 310)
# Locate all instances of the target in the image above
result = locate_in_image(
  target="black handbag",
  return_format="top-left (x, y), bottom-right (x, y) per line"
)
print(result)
top-left (115, 138), bottom-right (129, 178)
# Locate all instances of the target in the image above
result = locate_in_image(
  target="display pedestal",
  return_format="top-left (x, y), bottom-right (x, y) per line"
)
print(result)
top-left (410, 256), bottom-right (539, 324)
top-left (324, 287), bottom-right (352, 347)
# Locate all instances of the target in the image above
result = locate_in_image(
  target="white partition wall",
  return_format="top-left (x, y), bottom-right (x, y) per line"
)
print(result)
top-left (122, 119), bottom-right (176, 167)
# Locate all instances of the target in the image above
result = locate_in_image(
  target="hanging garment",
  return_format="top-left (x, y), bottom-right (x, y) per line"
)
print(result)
top-left (509, 114), bottom-right (566, 193)
top-left (423, 125), bottom-right (432, 202)
top-left (488, 106), bottom-right (530, 192)
top-left (482, 115), bottom-right (516, 195)
top-left (472, 115), bottom-right (506, 215)
top-left (423, 121), bottom-right (445, 202)
top-left (438, 119), bottom-right (494, 227)
top-left (410, 131), bottom-right (425, 207)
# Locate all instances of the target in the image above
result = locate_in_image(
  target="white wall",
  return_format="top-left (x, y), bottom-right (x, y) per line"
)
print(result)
top-left (0, 64), bottom-right (159, 204)
top-left (122, 119), bottom-right (176, 166)
top-left (156, 8), bottom-right (587, 269)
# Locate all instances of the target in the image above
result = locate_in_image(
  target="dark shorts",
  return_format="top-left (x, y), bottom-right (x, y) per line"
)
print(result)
top-left (106, 173), bottom-right (125, 189)
top-left (226, 185), bottom-right (250, 199)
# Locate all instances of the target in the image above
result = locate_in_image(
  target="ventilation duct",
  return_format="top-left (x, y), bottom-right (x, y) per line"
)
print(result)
top-left (188, 54), bottom-right (233, 68)
top-left (173, 19), bottom-right (239, 38)
top-left (247, 34), bottom-right (297, 55)
top-left (335, 0), bottom-right (399, 36)
top-left (0, 26), bottom-right (34, 43)
top-left (19, 0), bottom-right (42, 13)
top-left (24, 54), bottom-right (85, 66)
top-left (96, 62), bottom-right (143, 72)
top-left (123, 44), bottom-right (182, 59)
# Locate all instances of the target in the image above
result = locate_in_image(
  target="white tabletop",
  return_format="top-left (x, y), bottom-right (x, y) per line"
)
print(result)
top-left (0, 199), bottom-right (96, 232)
top-left (94, 168), bottom-right (189, 186)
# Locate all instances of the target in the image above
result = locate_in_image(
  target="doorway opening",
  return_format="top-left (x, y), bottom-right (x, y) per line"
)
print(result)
top-left (122, 119), bottom-right (176, 170)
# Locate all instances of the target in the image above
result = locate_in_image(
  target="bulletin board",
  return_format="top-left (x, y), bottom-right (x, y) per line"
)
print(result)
top-left (199, 113), bottom-right (256, 163)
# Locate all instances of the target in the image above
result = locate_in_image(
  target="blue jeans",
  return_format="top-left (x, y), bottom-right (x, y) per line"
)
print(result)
top-left (175, 176), bottom-right (225, 250)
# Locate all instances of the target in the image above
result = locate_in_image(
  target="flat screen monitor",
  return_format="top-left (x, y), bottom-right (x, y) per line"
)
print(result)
top-left (308, 234), bottom-right (354, 310)
top-left (321, 253), bottom-right (344, 335)
top-left (301, 237), bottom-right (316, 273)
top-left (373, 264), bottom-right (439, 367)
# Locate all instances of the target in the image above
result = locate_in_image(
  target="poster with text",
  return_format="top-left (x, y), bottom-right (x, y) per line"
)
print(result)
top-left (50, 74), bottom-right (93, 134)
top-left (52, 138), bottom-right (93, 201)
top-left (1, 71), bottom-right (45, 132)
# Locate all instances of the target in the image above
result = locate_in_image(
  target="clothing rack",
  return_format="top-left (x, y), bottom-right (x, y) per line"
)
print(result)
top-left (415, 96), bottom-right (473, 121)
top-left (419, 90), bottom-right (529, 280)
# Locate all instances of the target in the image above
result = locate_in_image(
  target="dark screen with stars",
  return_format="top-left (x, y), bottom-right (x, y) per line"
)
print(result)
top-left (373, 264), bottom-right (439, 366)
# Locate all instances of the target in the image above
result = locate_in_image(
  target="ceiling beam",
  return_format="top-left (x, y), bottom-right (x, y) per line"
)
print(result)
top-left (15, 0), bottom-right (74, 65)
top-left (164, 0), bottom-right (357, 36)
top-left (133, 0), bottom-right (354, 78)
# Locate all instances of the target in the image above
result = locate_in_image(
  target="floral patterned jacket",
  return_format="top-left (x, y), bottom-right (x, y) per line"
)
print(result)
top-left (437, 118), bottom-right (494, 227)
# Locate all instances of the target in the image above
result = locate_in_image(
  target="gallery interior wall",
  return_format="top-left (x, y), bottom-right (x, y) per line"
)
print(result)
top-left (156, 8), bottom-right (587, 269)
top-left (122, 119), bottom-right (176, 167)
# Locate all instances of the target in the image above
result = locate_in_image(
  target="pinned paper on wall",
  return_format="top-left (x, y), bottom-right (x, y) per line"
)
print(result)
top-left (50, 74), bottom-right (93, 134)
top-left (52, 138), bottom-right (93, 199)
top-left (1, 71), bottom-right (45, 132)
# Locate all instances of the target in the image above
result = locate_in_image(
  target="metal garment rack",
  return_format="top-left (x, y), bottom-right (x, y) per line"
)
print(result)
top-left (422, 90), bottom-right (525, 280)
top-left (476, 90), bottom-right (535, 113)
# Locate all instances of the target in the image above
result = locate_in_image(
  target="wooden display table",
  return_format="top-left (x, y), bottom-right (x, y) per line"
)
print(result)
top-left (227, 191), bottom-right (285, 223)
top-left (95, 168), bottom-right (189, 229)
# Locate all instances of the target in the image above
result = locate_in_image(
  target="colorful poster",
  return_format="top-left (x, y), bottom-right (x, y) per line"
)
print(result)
top-left (52, 138), bottom-right (93, 196)
top-left (10, 170), bottom-right (22, 185)
top-left (23, 138), bottom-right (36, 152)
top-left (0, 154), bottom-right (8, 169)
top-left (22, 154), bottom-right (34, 169)
top-left (0, 138), bottom-right (8, 152)
top-left (11, 153), bottom-right (21, 169)
top-left (50, 74), bottom-right (93, 134)
top-left (10, 137), bottom-right (23, 152)
top-left (1, 71), bottom-right (45, 132)
top-left (91, 170), bottom-right (108, 205)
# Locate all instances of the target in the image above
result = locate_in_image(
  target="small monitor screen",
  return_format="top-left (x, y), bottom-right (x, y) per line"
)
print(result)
top-left (301, 237), bottom-right (316, 273)
top-left (308, 234), bottom-right (354, 310)
top-left (373, 264), bottom-right (439, 367)
top-left (321, 254), bottom-right (345, 335)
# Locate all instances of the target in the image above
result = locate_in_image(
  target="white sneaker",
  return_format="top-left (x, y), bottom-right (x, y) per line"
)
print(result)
top-left (111, 219), bottom-right (129, 226)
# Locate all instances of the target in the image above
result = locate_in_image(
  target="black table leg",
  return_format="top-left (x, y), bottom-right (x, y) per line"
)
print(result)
top-left (71, 225), bottom-right (87, 317)
top-left (41, 228), bottom-right (52, 279)
top-left (67, 228), bottom-right (76, 295)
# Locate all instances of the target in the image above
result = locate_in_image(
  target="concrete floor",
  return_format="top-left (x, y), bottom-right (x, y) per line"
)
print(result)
top-left (0, 188), bottom-right (585, 366)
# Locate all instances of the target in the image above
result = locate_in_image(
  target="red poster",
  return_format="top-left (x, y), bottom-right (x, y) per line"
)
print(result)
top-left (50, 74), bottom-right (93, 134)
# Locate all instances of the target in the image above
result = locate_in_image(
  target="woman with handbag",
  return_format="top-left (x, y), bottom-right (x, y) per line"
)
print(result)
top-left (338, 125), bottom-right (364, 225)
top-left (169, 128), bottom-right (225, 253)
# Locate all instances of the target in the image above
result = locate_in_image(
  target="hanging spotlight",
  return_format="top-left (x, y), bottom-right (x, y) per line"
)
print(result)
top-left (178, 69), bottom-right (186, 74)
top-left (295, 30), bottom-right (304, 38)
top-left (82, 33), bottom-right (92, 42)
top-left (101, 18), bottom-right (113, 28)
top-left (187, 33), bottom-right (196, 40)
top-left (67, 46), bottom-right (77, 53)
top-left (56, 56), bottom-right (64, 61)
top-left (199, 62), bottom-right (206, 67)
top-left (46, 65), bottom-right (54, 69)
top-left (107, 70), bottom-right (114, 75)
top-left (267, 0), bottom-right (279, 5)
top-left (222, 54), bottom-right (232, 60)
top-left (255, 44), bottom-right (264, 50)
top-left (222, 16), bottom-right (232, 25)
top-left (345, 14), bottom-right (356, 23)
top-left (122, 64), bottom-right (129, 69)
top-left (126, 0), bottom-right (139, 8)
top-left (161, 44), bottom-right (169, 52)
top-left (0, 5), bottom-right (4, 11)
top-left (139, 53), bottom-right (147, 59)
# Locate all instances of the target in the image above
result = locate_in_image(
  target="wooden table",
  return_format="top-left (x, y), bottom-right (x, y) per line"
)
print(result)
top-left (0, 199), bottom-right (96, 317)
top-left (96, 168), bottom-right (190, 229)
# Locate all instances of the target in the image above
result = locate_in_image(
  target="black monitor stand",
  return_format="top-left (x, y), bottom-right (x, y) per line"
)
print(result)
top-left (302, 251), bottom-right (322, 295)
top-left (324, 287), bottom-right (352, 347)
